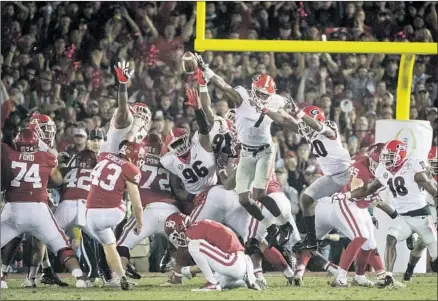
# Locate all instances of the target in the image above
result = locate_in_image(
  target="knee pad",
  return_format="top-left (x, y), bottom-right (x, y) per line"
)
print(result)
top-left (244, 238), bottom-right (262, 256)
top-left (117, 246), bottom-right (131, 260)
top-left (57, 247), bottom-right (77, 265)
top-left (411, 239), bottom-right (427, 257)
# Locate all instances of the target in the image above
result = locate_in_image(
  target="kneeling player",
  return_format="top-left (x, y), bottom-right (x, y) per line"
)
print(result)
top-left (164, 213), bottom-right (260, 291)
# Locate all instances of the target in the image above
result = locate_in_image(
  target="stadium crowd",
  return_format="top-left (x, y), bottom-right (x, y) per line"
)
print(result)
top-left (1, 1), bottom-right (437, 269)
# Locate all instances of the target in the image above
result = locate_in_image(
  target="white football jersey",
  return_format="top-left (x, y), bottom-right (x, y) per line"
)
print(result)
top-left (235, 86), bottom-right (284, 146)
top-left (308, 121), bottom-right (351, 175)
top-left (100, 109), bottom-right (133, 154)
top-left (209, 116), bottom-right (232, 154)
top-left (375, 158), bottom-right (428, 214)
top-left (160, 133), bottom-right (218, 195)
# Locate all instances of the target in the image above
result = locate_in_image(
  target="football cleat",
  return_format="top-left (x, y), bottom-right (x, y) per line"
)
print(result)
top-left (126, 263), bottom-right (141, 280)
top-left (255, 272), bottom-right (268, 289)
top-left (1, 280), bottom-right (8, 289)
top-left (293, 235), bottom-right (318, 251)
top-left (22, 276), bottom-right (36, 288)
top-left (331, 277), bottom-right (349, 288)
top-left (403, 271), bottom-right (413, 282)
top-left (191, 281), bottom-right (221, 292)
top-left (353, 276), bottom-right (375, 287)
top-left (159, 248), bottom-right (173, 273)
top-left (40, 270), bottom-right (69, 287)
top-left (120, 276), bottom-right (132, 291)
top-left (243, 255), bottom-right (262, 290)
top-left (265, 224), bottom-right (280, 247)
top-left (293, 275), bottom-right (305, 286)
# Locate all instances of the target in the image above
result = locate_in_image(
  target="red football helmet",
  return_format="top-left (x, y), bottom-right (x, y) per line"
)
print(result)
top-left (428, 145), bottom-right (437, 179)
top-left (29, 113), bottom-right (56, 147)
top-left (380, 140), bottom-right (407, 170)
top-left (164, 213), bottom-right (190, 248)
top-left (366, 143), bottom-right (385, 175)
top-left (13, 129), bottom-right (39, 152)
top-left (119, 140), bottom-right (146, 168)
top-left (71, 149), bottom-right (98, 169)
top-left (298, 105), bottom-right (325, 138)
top-left (142, 133), bottom-right (163, 157)
top-left (131, 102), bottom-right (152, 125)
top-left (165, 128), bottom-right (191, 157)
top-left (251, 74), bottom-right (276, 104)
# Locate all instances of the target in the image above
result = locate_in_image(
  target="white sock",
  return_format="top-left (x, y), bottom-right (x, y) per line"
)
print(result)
top-left (355, 274), bottom-right (366, 279)
top-left (28, 266), bottom-right (38, 279)
top-left (1, 265), bottom-right (9, 273)
top-left (71, 268), bottom-right (83, 278)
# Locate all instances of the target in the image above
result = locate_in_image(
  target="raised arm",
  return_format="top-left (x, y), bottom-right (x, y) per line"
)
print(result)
top-left (195, 69), bottom-right (215, 125)
top-left (184, 85), bottom-right (212, 153)
top-left (114, 60), bottom-right (134, 129)
top-left (194, 53), bottom-right (243, 107)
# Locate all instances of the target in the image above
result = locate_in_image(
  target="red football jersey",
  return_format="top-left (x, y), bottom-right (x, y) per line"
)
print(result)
top-left (87, 152), bottom-right (141, 209)
top-left (347, 155), bottom-right (375, 208)
top-left (186, 220), bottom-right (244, 253)
top-left (1, 143), bottom-right (57, 203)
top-left (139, 155), bottom-right (176, 208)
top-left (61, 167), bottom-right (93, 201)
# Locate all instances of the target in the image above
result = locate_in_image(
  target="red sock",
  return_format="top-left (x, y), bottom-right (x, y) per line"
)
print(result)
top-left (297, 250), bottom-right (313, 267)
top-left (339, 237), bottom-right (366, 271)
top-left (263, 247), bottom-right (288, 271)
top-left (355, 249), bottom-right (372, 275)
top-left (367, 248), bottom-right (384, 273)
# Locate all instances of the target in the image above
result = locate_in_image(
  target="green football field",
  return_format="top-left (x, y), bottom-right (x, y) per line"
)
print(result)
top-left (2, 273), bottom-right (437, 300)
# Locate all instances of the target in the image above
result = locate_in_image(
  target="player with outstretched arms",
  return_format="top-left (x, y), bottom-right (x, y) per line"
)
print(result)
top-left (195, 54), bottom-right (293, 246)
top-left (1, 129), bottom-right (88, 288)
top-left (403, 145), bottom-right (438, 281)
top-left (101, 60), bottom-right (152, 154)
top-left (347, 140), bottom-right (438, 284)
top-left (252, 99), bottom-right (352, 251)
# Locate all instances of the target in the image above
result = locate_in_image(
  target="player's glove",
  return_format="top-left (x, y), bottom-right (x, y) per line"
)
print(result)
top-left (194, 53), bottom-right (215, 81)
top-left (195, 68), bottom-right (208, 86)
top-left (114, 60), bottom-right (134, 84)
top-left (184, 84), bottom-right (200, 109)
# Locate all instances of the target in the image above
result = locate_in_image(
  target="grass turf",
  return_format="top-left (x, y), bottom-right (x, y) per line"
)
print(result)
top-left (1, 273), bottom-right (437, 300)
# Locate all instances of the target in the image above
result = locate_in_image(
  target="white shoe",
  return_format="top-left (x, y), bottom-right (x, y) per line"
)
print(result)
top-left (353, 276), bottom-right (375, 287)
top-left (244, 255), bottom-right (262, 290)
top-left (103, 275), bottom-right (121, 287)
top-left (255, 272), bottom-right (268, 289)
top-left (1, 280), bottom-right (8, 289)
top-left (22, 276), bottom-right (36, 288)
top-left (331, 277), bottom-right (349, 288)
top-left (75, 279), bottom-right (92, 288)
top-left (191, 282), bottom-right (221, 292)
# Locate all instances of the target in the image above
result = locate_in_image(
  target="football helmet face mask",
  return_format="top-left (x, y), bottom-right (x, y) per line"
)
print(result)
top-left (164, 213), bottom-right (190, 248)
top-left (428, 145), bottom-right (437, 179)
top-left (366, 143), bottom-right (385, 175)
top-left (132, 102), bottom-right (152, 126)
top-left (70, 149), bottom-right (98, 169)
top-left (379, 140), bottom-right (407, 170)
top-left (142, 133), bottom-right (163, 158)
top-left (165, 128), bottom-right (191, 157)
top-left (250, 74), bottom-right (276, 105)
top-left (119, 141), bottom-right (146, 168)
top-left (298, 105), bottom-right (325, 139)
top-left (13, 129), bottom-right (39, 152)
top-left (29, 113), bottom-right (56, 147)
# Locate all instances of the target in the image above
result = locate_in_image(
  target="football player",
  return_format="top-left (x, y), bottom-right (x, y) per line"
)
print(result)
top-left (195, 55), bottom-right (292, 245)
top-left (403, 145), bottom-right (438, 281)
top-left (254, 101), bottom-right (352, 251)
top-left (117, 134), bottom-right (179, 271)
top-left (1, 129), bottom-right (88, 288)
top-left (84, 141), bottom-right (145, 290)
top-left (164, 213), bottom-right (260, 291)
top-left (101, 60), bottom-right (152, 154)
top-left (348, 140), bottom-right (438, 284)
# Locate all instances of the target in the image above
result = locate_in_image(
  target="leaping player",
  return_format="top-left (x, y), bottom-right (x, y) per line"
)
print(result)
top-left (195, 54), bottom-right (293, 246)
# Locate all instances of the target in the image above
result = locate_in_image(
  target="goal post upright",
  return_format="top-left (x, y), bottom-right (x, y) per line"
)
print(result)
top-left (194, 1), bottom-right (438, 120)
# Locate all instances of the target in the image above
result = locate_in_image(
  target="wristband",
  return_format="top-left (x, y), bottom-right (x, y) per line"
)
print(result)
top-left (296, 110), bottom-right (305, 119)
top-left (203, 67), bottom-right (215, 80)
top-left (199, 85), bottom-right (208, 93)
top-left (389, 210), bottom-right (398, 219)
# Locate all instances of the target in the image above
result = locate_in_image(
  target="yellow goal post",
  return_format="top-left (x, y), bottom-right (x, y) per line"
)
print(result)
top-left (194, 2), bottom-right (438, 120)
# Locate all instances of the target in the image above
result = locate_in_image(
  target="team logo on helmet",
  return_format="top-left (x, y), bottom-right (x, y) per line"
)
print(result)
top-left (310, 109), bottom-right (319, 115)
top-left (396, 144), bottom-right (406, 151)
